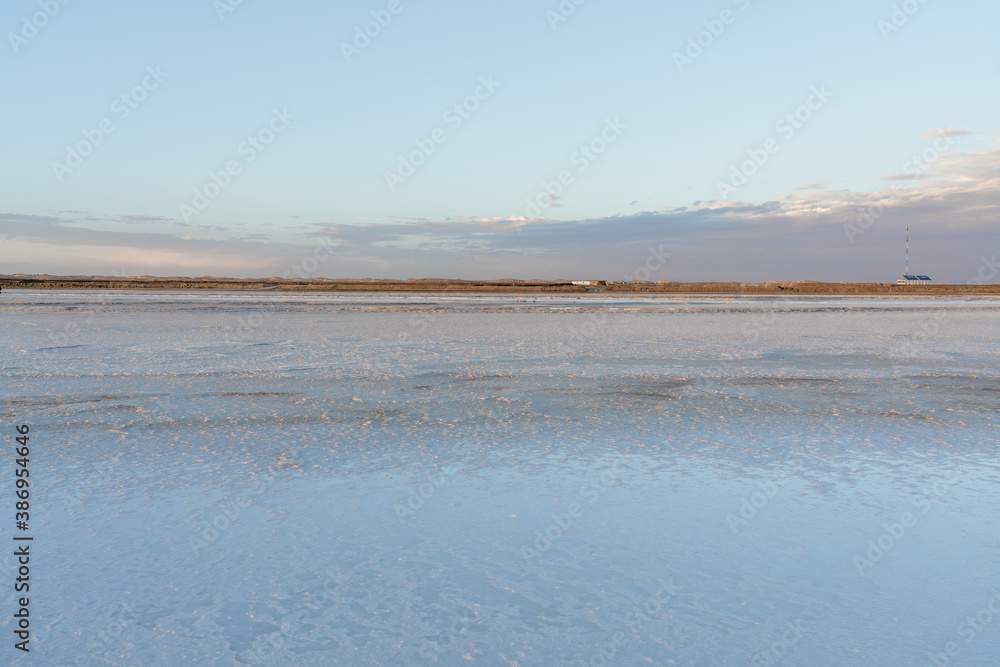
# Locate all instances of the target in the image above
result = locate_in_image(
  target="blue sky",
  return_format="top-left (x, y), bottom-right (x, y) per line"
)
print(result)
top-left (1, 0), bottom-right (998, 281)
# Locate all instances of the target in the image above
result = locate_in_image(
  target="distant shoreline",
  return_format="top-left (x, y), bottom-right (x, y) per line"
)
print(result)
top-left (2, 276), bottom-right (999, 295)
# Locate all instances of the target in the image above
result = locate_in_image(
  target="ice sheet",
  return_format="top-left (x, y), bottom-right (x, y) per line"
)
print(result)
top-left (1, 292), bottom-right (999, 665)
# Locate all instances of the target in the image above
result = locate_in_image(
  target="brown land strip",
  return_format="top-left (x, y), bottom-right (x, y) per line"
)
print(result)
top-left (2, 276), bottom-right (999, 295)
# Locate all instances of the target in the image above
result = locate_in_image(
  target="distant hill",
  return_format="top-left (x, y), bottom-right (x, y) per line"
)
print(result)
top-left (2, 275), bottom-right (998, 294)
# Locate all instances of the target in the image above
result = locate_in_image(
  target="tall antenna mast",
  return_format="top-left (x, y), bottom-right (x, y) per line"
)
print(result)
top-left (905, 225), bottom-right (910, 275)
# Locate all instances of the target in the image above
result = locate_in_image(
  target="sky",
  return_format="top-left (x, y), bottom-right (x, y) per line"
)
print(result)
top-left (1, 0), bottom-right (998, 282)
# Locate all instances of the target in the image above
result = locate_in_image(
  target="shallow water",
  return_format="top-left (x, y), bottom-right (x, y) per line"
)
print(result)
top-left (1, 292), bottom-right (998, 665)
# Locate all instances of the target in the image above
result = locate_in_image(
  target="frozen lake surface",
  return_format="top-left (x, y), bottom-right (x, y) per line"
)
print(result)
top-left (2, 291), bottom-right (999, 666)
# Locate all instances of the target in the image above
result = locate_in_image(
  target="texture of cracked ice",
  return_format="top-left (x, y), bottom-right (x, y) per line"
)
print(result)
top-left (1, 291), bottom-right (999, 666)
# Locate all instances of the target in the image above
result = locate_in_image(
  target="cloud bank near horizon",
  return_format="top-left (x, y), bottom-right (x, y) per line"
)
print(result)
top-left (2, 138), bottom-right (998, 284)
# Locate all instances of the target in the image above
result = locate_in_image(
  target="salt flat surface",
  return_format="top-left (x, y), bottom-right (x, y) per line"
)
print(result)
top-left (1, 291), bottom-right (999, 666)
